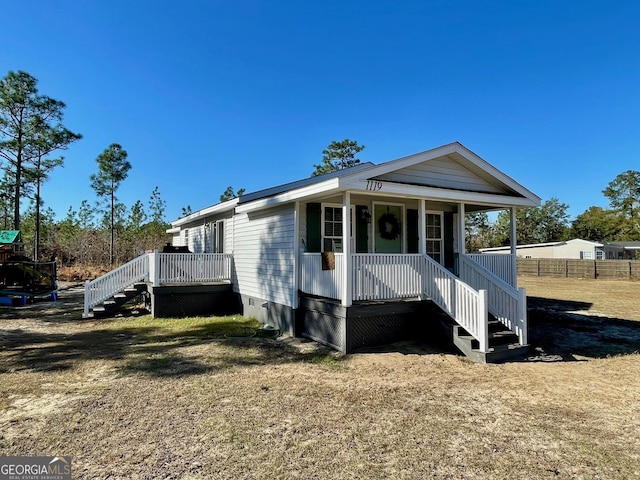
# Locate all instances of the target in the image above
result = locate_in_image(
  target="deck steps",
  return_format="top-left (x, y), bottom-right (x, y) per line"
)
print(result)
top-left (430, 306), bottom-right (528, 363)
top-left (91, 282), bottom-right (148, 318)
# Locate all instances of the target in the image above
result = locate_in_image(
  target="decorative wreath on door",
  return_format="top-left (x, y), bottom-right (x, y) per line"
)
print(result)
top-left (378, 212), bottom-right (401, 240)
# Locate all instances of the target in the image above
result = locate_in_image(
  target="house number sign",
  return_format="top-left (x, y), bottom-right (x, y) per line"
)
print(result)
top-left (366, 180), bottom-right (383, 191)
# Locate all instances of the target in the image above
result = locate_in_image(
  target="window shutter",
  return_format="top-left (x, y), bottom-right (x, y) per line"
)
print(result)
top-left (444, 212), bottom-right (454, 269)
top-left (306, 203), bottom-right (321, 252)
top-left (355, 206), bottom-right (369, 253)
top-left (406, 209), bottom-right (419, 254)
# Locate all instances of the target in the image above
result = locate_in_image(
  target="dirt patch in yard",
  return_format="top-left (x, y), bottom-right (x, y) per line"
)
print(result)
top-left (1, 278), bottom-right (639, 479)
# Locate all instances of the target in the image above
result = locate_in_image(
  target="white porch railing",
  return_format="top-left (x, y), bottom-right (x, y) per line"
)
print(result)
top-left (301, 253), bottom-right (489, 352)
top-left (460, 254), bottom-right (527, 345)
top-left (83, 253), bottom-right (149, 318)
top-left (352, 254), bottom-right (423, 300)
top-left (83, 252), bottom-right (233, 318)
top-left (465, 253), bottom-right (516, 288)
top-left (299, 253), bottom-right (344, 300)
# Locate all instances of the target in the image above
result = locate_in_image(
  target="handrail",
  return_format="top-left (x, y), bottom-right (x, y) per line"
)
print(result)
top-left (83, 253), bottom-right (150, 318)
top-left (419, 254), bottom-right (489, 352)
top-left (465, 253), bottom-right (516, 287)
top-left (460, 254), bottom-right (527, 345)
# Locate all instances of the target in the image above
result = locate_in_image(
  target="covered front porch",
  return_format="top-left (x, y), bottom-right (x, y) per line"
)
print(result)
top-left (295, 192), bottom-right (527, 355)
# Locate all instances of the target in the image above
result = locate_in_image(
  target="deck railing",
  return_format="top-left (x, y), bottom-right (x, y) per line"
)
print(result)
top-left (460, 254), bottom-right (527, 345)
top-left (83, 252), bottom-right (233, 318)
top-left (153, 252), bottom-right (232, 284)
top-left (83, 253), bottom-right (149, 318)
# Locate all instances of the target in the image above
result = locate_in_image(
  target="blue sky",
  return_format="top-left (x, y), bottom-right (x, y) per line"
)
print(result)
top-left (2, 0), bottom-right (639, 223)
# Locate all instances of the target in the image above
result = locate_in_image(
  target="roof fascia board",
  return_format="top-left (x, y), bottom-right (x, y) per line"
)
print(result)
top-left (171, 198), bottom-right (239, 227)
top-left (235, 178), bottom-right (340, 213)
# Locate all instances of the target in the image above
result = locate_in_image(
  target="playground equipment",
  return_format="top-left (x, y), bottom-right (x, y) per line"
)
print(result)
top-left (0, 255), bottom-right (58, 304)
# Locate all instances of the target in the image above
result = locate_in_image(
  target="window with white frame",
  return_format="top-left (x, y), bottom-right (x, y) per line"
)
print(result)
top-left (322, 205), bottom-right (352, 252)
top-left (212, 220), bottom-right (224, 253)
top-left (425, 212), bottom-right (443, 263)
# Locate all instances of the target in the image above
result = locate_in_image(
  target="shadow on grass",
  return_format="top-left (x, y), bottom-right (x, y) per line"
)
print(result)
top-left (0, 315), bottom-right (345, 377)
top-left (527, 296), bottom-right (640, 361)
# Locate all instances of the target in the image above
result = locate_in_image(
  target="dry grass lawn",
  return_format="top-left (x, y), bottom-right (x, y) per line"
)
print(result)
top-left (1, 278), bottom-right (639, 479)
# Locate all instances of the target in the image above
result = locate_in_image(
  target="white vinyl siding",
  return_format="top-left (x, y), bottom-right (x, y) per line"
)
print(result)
top-left (233, 205), bottom-right (296, 307)
top-left (374, 154), bottom-right (504, 194)
top-left (191, 225), bottom-right (205, 253)
top-left (224, 216), bottom-right (235, 254)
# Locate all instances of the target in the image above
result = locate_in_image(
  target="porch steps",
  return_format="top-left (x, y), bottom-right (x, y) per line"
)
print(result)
top-left (431, 306), bottom-right (529, 363)
top-left (91, 282), bottom-right (148, 318)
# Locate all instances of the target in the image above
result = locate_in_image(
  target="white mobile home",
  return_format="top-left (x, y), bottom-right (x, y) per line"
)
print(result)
top-left (84, 142), bottom-right (541, 363)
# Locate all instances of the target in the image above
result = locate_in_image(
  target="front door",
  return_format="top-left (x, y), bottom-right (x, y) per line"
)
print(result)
top-left (374, 203), bottom-right (403, 253)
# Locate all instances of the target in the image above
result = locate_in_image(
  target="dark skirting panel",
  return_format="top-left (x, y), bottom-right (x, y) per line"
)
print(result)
top-left (148, 283), bottom-right (238, 318)
top-left (299, 294), bottom-right (433, 353)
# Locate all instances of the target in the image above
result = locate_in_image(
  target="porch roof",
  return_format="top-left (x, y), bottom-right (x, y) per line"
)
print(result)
top-left (236, 142), bottom-right (541, 214)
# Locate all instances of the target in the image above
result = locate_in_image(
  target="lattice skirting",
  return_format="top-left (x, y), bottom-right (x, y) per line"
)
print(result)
top-left (299, 296), bottom-right (432, 353)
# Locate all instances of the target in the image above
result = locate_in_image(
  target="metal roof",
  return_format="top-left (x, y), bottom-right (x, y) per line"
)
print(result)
top-left (238, 162), bottom-right (375, 204)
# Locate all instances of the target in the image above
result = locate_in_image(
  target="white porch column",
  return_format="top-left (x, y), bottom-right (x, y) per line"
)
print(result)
top-left (458, 203), bottom-right (466, 255)
top-left (292, 201), bottom-right (300, 309)
top-left (342, 192), bottom-right (352, 306)
top-left (419, 199), bottom-right (426, 255)
top-left (510, 207), bottom-right (517, 286)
